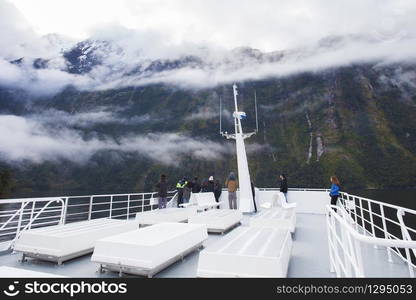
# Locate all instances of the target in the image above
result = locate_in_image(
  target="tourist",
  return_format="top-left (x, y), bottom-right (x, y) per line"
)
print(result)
top-left (207, 176), bottom-right (215, 192)
top-left (279, 174), bottom-right (288, 205)
top-left (191, 177), bottom-right (201, 193)
top-left (176, 177), bottom-right (187, 207)
top-left (183, 178), bottom-right (192, 204)
top-left (214, 179), bottom-right (222, 207)
top-left (251, 181), bottom-right (258, 212)
top-left (329, 176), bottom-right (341, 211)
top-left (225, 172), bottom-right (238, 209)
top-left (155, 174), bottom-right (168, 209)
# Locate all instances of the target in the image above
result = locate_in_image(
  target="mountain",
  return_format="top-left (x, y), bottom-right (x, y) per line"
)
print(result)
top-left (63, 39), bottom-right (121, 74)
top-left (0, 37), bottom-right (416, 197)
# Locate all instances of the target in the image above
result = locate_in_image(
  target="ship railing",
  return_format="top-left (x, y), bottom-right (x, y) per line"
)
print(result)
top-left (257, 188), bottom-right (330, 192)
top-left (0, 198), bottom-right (65, 251)
top-left (0, 191), bottom-right (176, 249)
top-left (327, 193), bottom-right (416, 277)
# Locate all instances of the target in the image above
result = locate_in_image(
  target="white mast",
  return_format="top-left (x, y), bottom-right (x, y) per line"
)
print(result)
top-left (221, 84), bottom-right (256, 213)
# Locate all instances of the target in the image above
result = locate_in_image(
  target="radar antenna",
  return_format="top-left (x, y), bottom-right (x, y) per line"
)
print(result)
top-left (219, 84), bottom-right (257, 213)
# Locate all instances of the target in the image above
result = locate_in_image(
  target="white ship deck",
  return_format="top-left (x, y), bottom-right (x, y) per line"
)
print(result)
top-left (0, 213), bottom-right (410, 278)
top-left (0, 189), bottom-right (414, 278)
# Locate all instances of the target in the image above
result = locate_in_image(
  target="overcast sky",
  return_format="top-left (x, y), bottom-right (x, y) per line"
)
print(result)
top-left (10, 0), bottom-right (416, 51)
top-left (1, 0), bottom-right (416, 96)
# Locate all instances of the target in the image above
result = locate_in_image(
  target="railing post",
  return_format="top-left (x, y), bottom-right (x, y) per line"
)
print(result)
top-left (62, 197), bottom-right (69, 225)
top-left (330, 210), bottom-right (341, 277)
top-left (344, 194), bottom-right (350, 214)
top-left (358, 198), bottom-right (366, 235)
top-left (151, 193), bottom-right (156, 211)
top-left (340, 207), bottom-right (363, 277)
top-left (353, 196), bottom-right (359, 231)
top-left (15, 201), bottom-right (25, 239)
top-left (109, 196), bottom-right (114, 218)
top-left (141, 194), bottom-right (144, 213)
top-left (29, 201), bottom-right (35, 230)
top-left (340, 216), bottom-right (352, 277)
top-left (326, 208), bottom-right (335, 273)
top-left (368, 202), bottom-right (378, 249)
top-left (380, 205), bottom-right (393, 262)
top-left (88, 196), bottom-right (93, 221)
top-left (397, 210), bottom-right (415, 278)
top-left (126, 194), bottom-right (130, 220)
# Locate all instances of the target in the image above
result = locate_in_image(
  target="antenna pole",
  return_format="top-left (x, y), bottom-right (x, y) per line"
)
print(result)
top-left (224, 83), bottom-right (254, 213)
top-left (233, 83), bottom-right (240, 135)
top-left (219, 96), bottom-right (222, 134)
top-left (254, 90), bottom-right (259, 133)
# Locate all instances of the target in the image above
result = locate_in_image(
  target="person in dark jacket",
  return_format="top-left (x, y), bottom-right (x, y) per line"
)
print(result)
top-left (201, 179), bottom-right (209, 192)
top-left (279, 174), bottom-right (288, 192)
top-left (207, 176), bottom-right (215, 193)
top-left (191, 177), bottom-right (201, 193)
top-left (156, 174), bottom-right (168, 209)
top-left (176, 177), bottom-right (187, 207)
top-left (213, 180), bottom-right (222, 207)
top-left (186, 180), bottom-right (194, 191)
top-left (183, 177), bottom-right (191, 204)
top-left (251, 181), bottom-right (258, 213)
top-left (279, 174), bottom-right (288, 205)
top-left (329, 176), bottom-right (341, 211)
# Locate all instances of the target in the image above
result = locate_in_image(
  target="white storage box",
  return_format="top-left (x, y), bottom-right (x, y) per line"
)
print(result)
top-left (181, 192), bottom-right (222, 211)
top-left (14, 218), bottom-right (138, 264)
top-left (135, 207), bottom-right (197, 226)
top-left (91, 222), bottom-right (208, 277)
top-left (249, 207), bottom-right (296, 233)
top-left (197, 226), bottom-right (292, 277)
top-left (188, 209), bottom-right (242, 233)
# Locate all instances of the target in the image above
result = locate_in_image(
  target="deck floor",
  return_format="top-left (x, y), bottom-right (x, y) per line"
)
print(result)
top-left (0, 213), bottom-right (410, 278)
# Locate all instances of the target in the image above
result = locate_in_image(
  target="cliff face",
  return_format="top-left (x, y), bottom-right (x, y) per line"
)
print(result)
top-left (252, 64), bottom-right (416, 190)
top-left (1, 54), bottom-right (416, 196)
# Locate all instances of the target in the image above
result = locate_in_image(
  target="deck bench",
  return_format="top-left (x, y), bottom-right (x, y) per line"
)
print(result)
top-left (180, 192), bottom-right (223, 211)
top-left (91, 222), bottom-right (208, 277)
top-left (14, 218), bottom-right (138, 264)
top-left (188, 209), bottom-right (242, 233)
top-left (135, 207), bottom-right (197, 226)
top-left (249, 207), bottom-right (296, 233)
top-left (197, 226), bottom-right (292, 277)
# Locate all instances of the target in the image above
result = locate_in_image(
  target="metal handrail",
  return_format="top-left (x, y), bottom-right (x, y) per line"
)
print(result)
top-left (327, 202), bottom-right (416, 278)
top-left (12, 199), bottom-right (64, 244)
top-left (340, 192), bottom-right (416, 215)
top-left (257, 188), bottom-right (330, 192)
top-left (0, 201), bottom-right (33, 232)
top-left (339, 192), bottom-right (416, 264)
top-left (0, 190), bottom-right (178, 245)
top-left (329, 205), bottom-right (416, 248)
top-left (0, 198), bottom-right (65, 251)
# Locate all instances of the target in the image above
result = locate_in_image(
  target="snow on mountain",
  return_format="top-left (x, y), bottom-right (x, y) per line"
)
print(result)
top-left (1, 33), bottom-right (416, 96)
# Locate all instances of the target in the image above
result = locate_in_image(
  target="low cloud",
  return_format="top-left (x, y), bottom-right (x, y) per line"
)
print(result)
top-left (0, 114), bottom-right (229, 165)
top-left (246, 143), bottom-right (272, 154)
top-left (30, 109), bottom-right (153, 127)
top-left (184, 107), bottom-right (233, 121)
top-left (0, 58), bottom-right (92, 96)
top-left (185, 107), bottom-right (216, 121)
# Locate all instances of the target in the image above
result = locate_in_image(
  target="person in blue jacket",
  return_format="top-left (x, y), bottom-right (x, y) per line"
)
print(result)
top-left (329, 176), bottom-right (341, 211)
